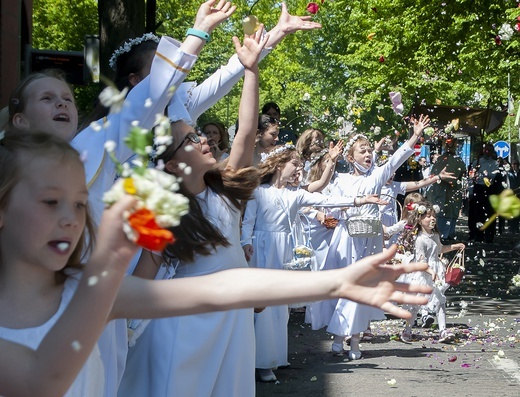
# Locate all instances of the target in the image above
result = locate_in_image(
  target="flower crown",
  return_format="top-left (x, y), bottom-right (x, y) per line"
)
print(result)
top-left (109, 33), bottom-right (161, 70)
top-left (260, 143), bottom-right (295, 163)
top-left (308, 149), bottom-right (328, 169)
top-left (343, 133), bottom-right (369, 157)
top-left (406, 203), bottom-right (440, 215)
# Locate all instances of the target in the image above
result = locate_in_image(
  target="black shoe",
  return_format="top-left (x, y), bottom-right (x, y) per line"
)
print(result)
top-left (421, 315), bottom-right (435, 328)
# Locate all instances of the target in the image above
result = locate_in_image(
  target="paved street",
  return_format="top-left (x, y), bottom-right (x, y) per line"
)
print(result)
top-left (257, 217), bottom-right (520, 396)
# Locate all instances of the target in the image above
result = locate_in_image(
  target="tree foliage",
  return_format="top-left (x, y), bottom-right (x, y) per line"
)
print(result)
top-left (32, 0), bottom-right (520, 141)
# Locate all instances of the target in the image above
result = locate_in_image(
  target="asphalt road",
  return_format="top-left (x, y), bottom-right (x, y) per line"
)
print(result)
top-left (256, 217), bottom-right (520, 397)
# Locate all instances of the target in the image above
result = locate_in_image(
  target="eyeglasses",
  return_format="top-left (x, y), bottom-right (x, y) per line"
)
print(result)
top-left (170, 132), bottom-right (201, 157)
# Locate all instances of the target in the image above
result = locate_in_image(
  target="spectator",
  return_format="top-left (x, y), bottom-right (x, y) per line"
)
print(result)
top-left (262, 102), bottom-right (298, 144)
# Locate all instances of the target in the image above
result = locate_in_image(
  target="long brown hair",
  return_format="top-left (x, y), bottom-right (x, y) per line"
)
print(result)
top-left (257, 145), bottom-right (300, 185)
top-left (157, 122), bottom-right (260, 263)
top-left (0, 130), bottom-right (95, 277)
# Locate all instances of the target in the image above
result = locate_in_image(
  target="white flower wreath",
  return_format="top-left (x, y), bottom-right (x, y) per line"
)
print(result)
top-left (109, 33), bottom-right (161, 70)
top-left (260, 143), bottom-right (295, 163)
top-left (343, 133), bottom-right (369, 157)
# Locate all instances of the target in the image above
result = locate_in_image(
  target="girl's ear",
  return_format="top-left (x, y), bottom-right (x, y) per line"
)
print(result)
top-left (128, 73), bottom-right (141, 87)
top-left (11, 113), bottom-right (30, 131)
top-left (165, 159), bottom-right (181, 175)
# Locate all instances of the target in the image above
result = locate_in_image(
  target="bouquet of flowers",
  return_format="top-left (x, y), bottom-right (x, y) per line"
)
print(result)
top-left (103, 115), bottom-right (189, 251)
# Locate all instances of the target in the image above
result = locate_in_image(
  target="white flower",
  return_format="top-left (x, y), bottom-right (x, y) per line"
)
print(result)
top-left (433, 205), bottom-right (440, 213)
top-left (98, 86), bottom-right (129, 114)
top-left (144, 98), bottom-right (153, 108)
top-left (374, 126), bottom-right (381, 134)
top-left (512, 274), bottom-right (520, 288)
top-left (303, 92), bottom-right (311, 101)
top-left (499, 23), bottom-right (514, 41)
top-left (336, 116), bottom-right (345, 125)
top-left (104, 140), bottom-right (117, 153)
top-left (387, 379), bottom-right (397, 386)
top-left (90, 121), bottom-right (102, 132)
top-left (321, 95), bottom-right (327, 101)
top-left (417, 205), bottom-right (427, 214)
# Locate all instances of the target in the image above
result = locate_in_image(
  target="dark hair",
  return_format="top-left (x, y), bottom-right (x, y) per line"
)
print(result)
top-left (79, 38), bottom-right (158, 130)
top-left (0, 130), bottom-right (95, 276)
top-left (157, 121), bottom-right (260, 263)
top-left (257, 114), bottom-right (280, 136)
top-left (261, 102), bottom-right (281, 117)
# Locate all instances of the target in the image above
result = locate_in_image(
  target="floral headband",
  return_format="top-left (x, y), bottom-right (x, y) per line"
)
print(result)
top-left (343, 133), bottom-right (369, 157)
top-left (406, 203), bottom-right (440, 215)
top-left (260, 143), bottom-right (295, 163)
top-left (308, 149), bottom-right (329, 169)
top-left (109, 33), bottom-right (161, 70)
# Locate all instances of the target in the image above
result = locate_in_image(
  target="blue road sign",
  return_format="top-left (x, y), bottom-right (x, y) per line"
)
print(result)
top-left (494, 140), bottom-right (510, 159)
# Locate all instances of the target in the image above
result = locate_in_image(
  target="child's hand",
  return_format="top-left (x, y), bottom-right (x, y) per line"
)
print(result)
top-left (242, 244), bottom-right (254, 261)
top-left (362, 194), bottom-right (388, 206)
top-left (328, 140), bottom-right (344, 162)
top-left (411, 114), bottom-right (430, 137)
top-left (95, 195), bottom-right (140, 272)
top-left (193, 0), bottom-right (237, 33)
top-left (233, 27), bottom-right (268, 70)
top-left (438, 167), bottom-right (456, 182)
top-left (452, 243), bottom-right (465, 251)
top-left (274, 2), bottom-right (322, 37)
top-left (334, 245), bottom-right (432, 319)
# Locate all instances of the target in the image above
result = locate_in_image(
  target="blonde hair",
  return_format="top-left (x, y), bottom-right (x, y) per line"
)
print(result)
top-left (296, 128), bottom-right (324, 161)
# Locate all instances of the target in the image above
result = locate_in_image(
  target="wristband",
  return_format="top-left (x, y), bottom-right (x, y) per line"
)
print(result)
top-left (186, 28), bottom-right (210, 42)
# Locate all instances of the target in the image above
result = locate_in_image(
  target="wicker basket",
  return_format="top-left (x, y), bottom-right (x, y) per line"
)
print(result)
top-left (346, 215), bottom-right (383, 238)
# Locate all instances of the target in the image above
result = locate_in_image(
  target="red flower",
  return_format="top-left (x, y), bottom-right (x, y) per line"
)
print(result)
top-left (379, 55), bottom-right (385, 63)
top-left (306, 2), bottom-right (319, 14)
top-left (127, 208), bottom-right (175, 251)
top-left (515, 22), bottom-right (520, 32)
top-left (495, 35), bottom-right (502, 45)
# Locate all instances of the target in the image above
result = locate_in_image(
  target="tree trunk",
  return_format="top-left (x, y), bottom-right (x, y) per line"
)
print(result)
top-left (98, 0), bottom-right (145, 81)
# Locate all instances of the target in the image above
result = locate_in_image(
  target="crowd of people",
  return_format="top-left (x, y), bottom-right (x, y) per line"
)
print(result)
top-left (0, 1), bottom-right (516, 396)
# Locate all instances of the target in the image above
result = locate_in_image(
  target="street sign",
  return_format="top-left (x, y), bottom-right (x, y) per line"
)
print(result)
top-left (494, 140), bottom-right (510, 159)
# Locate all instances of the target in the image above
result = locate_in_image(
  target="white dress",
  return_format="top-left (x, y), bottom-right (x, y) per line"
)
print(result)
top-left (305, 175), bottom-right (344, 330)
top-left (327, 144), bottom-right (414, 337)
top-left (0, 275), bottom-right (105, 397)
top-left (241, 184), bottom-right (356, 368)
top-left (380, 181), bottom-right (407, 246)
top-left (414, 232), bottom-right (449, 312)
top-left (119, 189), bottom-right (255, 397)
top-left (71, 36), bottom-right (197, 397)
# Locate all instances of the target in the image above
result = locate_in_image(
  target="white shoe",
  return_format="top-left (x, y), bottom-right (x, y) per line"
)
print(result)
top-left (348, 350), bottom-right (362, 360)
top-left (258, 368), bottom-right (277, 382)
top-left (332, 342), bottom-right (344, 355)
top-left (439, 330), bottom-right (455, 343)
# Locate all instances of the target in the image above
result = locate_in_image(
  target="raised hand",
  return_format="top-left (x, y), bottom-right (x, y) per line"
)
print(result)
top-left (193, 0), bottom-right (237, 33)
top-left (335, 245), bottom-right (432, 319)
top-left (411, 114), bottom-right (430, 137)
top-left (328, 140), bottom-right (344, 162)
top-left (233, 25), bottom-right (269, 70)
top-left (265, 2), bottom-right (322, 48)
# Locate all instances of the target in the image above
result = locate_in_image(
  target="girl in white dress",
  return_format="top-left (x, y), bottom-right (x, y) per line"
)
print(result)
top-left (326, 115), bottom-right (431, 360)
top-left (241, 144), bottom-right (385, 382)
top-left (120, 29), bottom-right (268, 397)
top-left (5, 3), bottom-right (237, 394)
top-left (0, 131), bottom-right (433, 396)
top-left (397, 201), bottom-right (465, 342)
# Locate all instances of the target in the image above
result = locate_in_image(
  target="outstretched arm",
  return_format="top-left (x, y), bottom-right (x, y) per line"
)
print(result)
top-left (113, 246), bottom-right (430, 320)
top-left (227, 28), bottom-right (268, 170)
top-left (404, 166), bottom-right (456, 192)
top-left (0, 197), bottom-right (138, 397)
